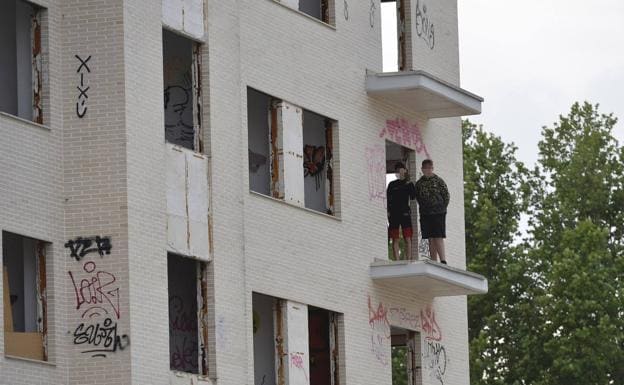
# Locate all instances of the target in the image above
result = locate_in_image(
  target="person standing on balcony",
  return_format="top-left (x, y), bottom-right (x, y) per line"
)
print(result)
top-left (414, 159), bottom-right (449, 265)
top-left (387, 162), bottom-right (416, 260)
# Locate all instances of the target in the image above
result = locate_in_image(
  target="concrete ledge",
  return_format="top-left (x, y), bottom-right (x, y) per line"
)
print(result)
top-left (370, 259), bottom-right (488, 297)
top-left (365, 70), bottom-right (484, 118)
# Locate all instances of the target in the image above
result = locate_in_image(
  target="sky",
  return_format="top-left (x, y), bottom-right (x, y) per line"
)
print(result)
top-left (382, 1), bottom-right (624, 167)
top-left (457, 0), bottom-right (624, 167)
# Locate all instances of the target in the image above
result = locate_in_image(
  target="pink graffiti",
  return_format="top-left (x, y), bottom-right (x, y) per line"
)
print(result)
top-left (69, 261), bottom-right (121, 319)
top-left (368, 296), bottom-right (391, 366)
top-left (421, 305), bottom-right (442, 341)
top-left (365, 145), bottom-right (387, 206)
top-left (290, 352), bottom-right (309, 382)
top-left (380, 118), bottom-right (431, 158)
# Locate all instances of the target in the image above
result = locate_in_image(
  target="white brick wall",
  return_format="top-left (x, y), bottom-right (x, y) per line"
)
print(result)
top-left (0, 0), bottom-right (473, 384)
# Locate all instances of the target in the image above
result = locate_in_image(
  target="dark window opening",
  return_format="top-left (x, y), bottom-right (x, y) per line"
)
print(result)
top-left (308, 306), bottom-right (340, 385)
top-left (0, 0), bottom-right (43, 123)
top-left (168, 253), bottom-right (208, 375)
top-left (247, 88), bottom-right (273, 196)
top-left (252, 293), bottom-right (278, 385)
top-left (298, 0), bottom-right (333, 25)
top-left (163, 29), bottom-right (202, 151)
top-left (2, 231), bottom-right (48, 361)
top-left (303, 110), bottom-right (336, 215)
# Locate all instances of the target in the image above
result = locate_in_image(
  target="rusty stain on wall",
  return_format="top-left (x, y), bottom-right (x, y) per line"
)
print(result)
top-left (324, 119), bottom-right (335, 215)
top-left (192, 43), bottom-right (203, 153)
top-left (397, 0), bottom-right (407, 71)
top-left (36, 241), bottom-right (48, 361)
top-left (198, 262), bottom-right (209, 375)
top-left (275, 299), bottom-right (286, 385)
top-left (31, 9), bottom-right (43, 124)
top-left (270, 102), bottom-right (282, 199)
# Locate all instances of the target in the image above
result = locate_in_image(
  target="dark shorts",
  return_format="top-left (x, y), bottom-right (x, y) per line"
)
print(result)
top-left (388, 211), bottom-right (413, 239)
top-left (420, 213), bottom-right (446, 239)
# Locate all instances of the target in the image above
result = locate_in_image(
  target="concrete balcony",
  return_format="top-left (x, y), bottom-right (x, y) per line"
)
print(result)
top-left (365, 70), bottom-right (484, 118)
top-left (369, 259), bottom-right (488, 297)
top-left (166, 143), bottom-right (211, 260)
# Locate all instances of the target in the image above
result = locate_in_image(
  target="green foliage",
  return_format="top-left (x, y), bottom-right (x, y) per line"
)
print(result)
top-left (392, 346), bottom-right (409, 385)
top-left (464, 102), bottom-right (624, 385)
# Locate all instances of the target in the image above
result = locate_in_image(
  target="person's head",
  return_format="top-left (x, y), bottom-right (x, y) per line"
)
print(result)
top-left (395, 162), bottom-right (407, 179)
top-left (421, 159), bottom-right (434, 177)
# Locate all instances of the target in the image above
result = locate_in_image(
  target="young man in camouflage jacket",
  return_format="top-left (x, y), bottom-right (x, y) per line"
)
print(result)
top-left (414, 159), bottom-right (449, 264)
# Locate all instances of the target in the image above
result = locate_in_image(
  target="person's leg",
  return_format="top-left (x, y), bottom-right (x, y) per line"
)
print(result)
top-left (403, 226), bottom-right (413, 260)
top-left (428, 238), bottom-right (437, 261)
top-left (392, 237), bottom-right (401, 260)
top-left (434, 238), bottom-right (446, 263)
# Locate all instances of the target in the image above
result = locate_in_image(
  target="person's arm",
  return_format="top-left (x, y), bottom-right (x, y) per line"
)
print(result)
top-left (409, 181), bottom-right (416, 200)
top-left (441, 178), bottom-right (450, 207)
top-left (386, 183), bottom-right (393, 214)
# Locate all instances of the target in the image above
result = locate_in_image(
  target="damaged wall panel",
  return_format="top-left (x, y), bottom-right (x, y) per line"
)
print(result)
top-left (162, 0), bottom-right (204, 40)
top-left (279, 300), bottom-right (310, 385)
top-left (166, 144), bottom-right (210, 260)
top-left (271, 100), bottom-right (304, 206)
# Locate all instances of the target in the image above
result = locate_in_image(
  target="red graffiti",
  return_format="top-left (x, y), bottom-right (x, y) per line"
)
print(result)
top-left (68, 262), bottom-right (121, 320)
top-left (365, 145), bottom-right (387, 206)
top-left (380, 118), bottom-right (431, 158)
top-left (368, 296), bottom-right (391, 366)
top-left (421, 305), bottom-right (442, 341)
top-left (171, 336), bottom-right (198, 372)
top-left (389, 307), bottom-right (420, 330)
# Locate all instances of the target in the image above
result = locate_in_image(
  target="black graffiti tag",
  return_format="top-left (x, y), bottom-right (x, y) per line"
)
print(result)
top-left (65, 236), bottom-right (112, 261)
top-left (415, 0), bottom-right (435, 49)
top-left (75, 55), bottom-right (91, 118)
top-left (73, 317), bottom-right (130, 358)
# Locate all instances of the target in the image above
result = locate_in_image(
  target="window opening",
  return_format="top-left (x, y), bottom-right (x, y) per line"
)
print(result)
top-left (391, 327), bottom-right (421, 385)
top-left (303, 110), bottom-right (336, 215)
top-left (2, 231), bottom-right (48, 361)
top-left (0, 0), bottom-right (43, 123)
top-left (381, 0), bottom-right (408, 72)
top-left (163, 29), bottom-right (202, 151)
top-left (168, 253), bottom-right (209, 375)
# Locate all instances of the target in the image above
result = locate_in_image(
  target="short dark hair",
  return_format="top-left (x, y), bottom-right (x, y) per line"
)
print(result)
top-left (394, 162), bottom-right (406, 170)
top-left (422, 159), bottom-right (433, 167)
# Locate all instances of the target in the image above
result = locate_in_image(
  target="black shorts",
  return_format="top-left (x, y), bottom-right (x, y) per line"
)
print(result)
top-left (420, 213), bottom-right (446, 239)
top-left (388, 211), bottom-right (412, 230)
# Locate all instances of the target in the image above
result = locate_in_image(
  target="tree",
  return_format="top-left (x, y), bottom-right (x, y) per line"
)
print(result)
top-left (528, 102), bottom-right (624, 385)
top-left (463, 120), bottom-right (531, 385)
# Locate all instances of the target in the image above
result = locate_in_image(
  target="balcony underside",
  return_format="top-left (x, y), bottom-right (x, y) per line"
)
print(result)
top-left (366, 70), bottom-right (484, 118)
top-left (370, 259), bottom-right (488, 297)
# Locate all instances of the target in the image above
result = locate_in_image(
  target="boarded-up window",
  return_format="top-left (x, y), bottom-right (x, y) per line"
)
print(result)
top-left (2, 231), bottom-right (48, 361)
top-left (0, 0), bottom-right (43, 123)
top-left (163, 29), bottom-right (202, 151)
top-left (168, 253), bottom-right (209, 375)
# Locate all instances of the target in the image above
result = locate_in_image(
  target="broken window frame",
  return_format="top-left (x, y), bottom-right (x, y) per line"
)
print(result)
top-left (0, 0), bottom-right (44, 124)
top-left (2, 231), bottom-right (48, 361)
top-left (248, 87), bottom-right (339, 216)
top-left (167, 253), bottom-right (210, 376)
top-left (163, 28), bottom-right (204, 153)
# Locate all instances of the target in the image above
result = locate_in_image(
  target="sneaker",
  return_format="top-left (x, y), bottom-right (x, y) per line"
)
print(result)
top-left (440, 260), bottom-right (447, 265)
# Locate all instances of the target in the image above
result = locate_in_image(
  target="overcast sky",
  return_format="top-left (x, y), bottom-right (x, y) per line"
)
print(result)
top-left (457, 0), bottom-right (624, 166)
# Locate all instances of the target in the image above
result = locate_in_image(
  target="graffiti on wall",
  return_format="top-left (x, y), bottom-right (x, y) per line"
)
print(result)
top-left (75, 55), bottom-right (91, 118)
top-left (421, 305), bottom-right (449, 385)
top-left (343, 0), bottom-right (349, 20)
top-left (65, 236), bottom-right (112, 261)
top-left (368, 296), bottom-right (391, 366)
top-left (415, 0), bottom-right (435, 49)
top-left (369, 0), bottom-right (376, 27)
top-left (379, 118), bottom-right (431, 158)
top-left (365, 144), bottom-right (387, 207)
top-left (169, 295), bottom-right (198, 372)
top-left (388, 307), bottom-right (420, 330)
top-left (290, 352), bottom-right (309, 383)
top-left (67, 236), bottom-right (129, 358)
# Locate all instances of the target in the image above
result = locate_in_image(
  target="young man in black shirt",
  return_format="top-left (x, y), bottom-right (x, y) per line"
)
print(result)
top-left (387, 162), bottom-right (416, 260)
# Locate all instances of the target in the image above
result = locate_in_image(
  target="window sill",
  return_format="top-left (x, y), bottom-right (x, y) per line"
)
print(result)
top-left (169, 370), bottom-right (214, 385)
top-left (0, 112), bottom-right (50, 131)
top-left (4, 354), bottom-right (55, 366)
top-left (249, 190), bottom-right (341, 221)
top-left (269, 0), bottom-right (337, 30)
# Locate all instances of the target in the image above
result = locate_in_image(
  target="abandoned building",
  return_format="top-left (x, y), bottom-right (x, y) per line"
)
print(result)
top-left (0, 0), bottom-right (486, 384)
